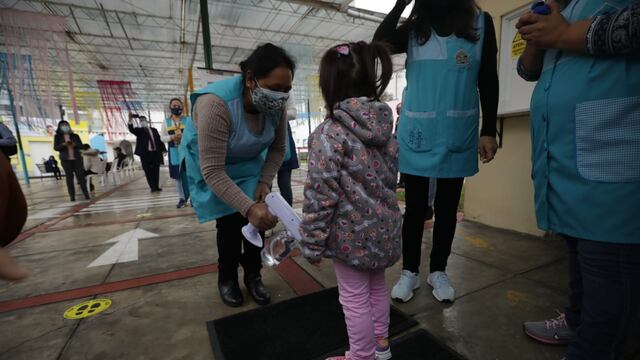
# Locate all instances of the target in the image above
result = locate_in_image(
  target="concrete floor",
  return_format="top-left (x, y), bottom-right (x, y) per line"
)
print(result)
top-left (1, 166), bottom-right (569, 360)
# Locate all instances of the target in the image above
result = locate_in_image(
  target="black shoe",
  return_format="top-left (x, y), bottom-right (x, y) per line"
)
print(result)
top-left (70, 196), bottom-right (76, 202)
top-left (218, 279), bottom-right (243, 307)
top-left (244, 273), bottom-right (271, 305)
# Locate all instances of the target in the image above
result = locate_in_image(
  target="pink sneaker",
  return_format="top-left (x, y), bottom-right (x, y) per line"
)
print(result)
top-left (325, 352), bottom-right (352, 360)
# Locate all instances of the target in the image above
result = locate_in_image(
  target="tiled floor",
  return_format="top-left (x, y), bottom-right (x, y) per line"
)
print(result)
top-left (1, 166), bottom-right (569, 359)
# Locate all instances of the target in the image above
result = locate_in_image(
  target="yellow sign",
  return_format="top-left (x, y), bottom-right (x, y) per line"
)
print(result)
top-left (64, 299), bottom-right (112, 319)
top-left (511, 32), bottom-right (526, 59)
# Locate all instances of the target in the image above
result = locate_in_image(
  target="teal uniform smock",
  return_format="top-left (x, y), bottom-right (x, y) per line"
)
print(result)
top-left (399, 12), bottom-right (486, 179)
top-left (529, 0), bottom-right (640, 243)
top-left (180, 76), bottom-right (282, 223)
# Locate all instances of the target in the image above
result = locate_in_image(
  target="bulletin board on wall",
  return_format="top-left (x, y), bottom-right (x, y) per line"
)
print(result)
top-left (498, 3), bottom-right (538, 117)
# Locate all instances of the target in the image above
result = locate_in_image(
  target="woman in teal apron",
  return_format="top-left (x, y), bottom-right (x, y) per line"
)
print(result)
top-left (517, 2), bottom-right (640, 359)
top-left (161, 98), bottom-right (189, 208)
top-left (374, 0), bottom-right (499, 303)
top-left (181, 43), bottom-right (294, 307)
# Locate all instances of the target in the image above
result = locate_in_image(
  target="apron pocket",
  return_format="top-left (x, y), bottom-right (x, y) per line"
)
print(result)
top-left (445, 109), bottom-right (478, 153)
top-left (401, 110), bottom-right (436, 152)
top-left (575, 96), bottom-right (640, 183)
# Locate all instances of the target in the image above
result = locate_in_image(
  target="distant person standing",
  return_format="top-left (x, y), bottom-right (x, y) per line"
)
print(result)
top-left (161, 98), bottom-right (189, 208)
top-left (128, 114), bottom-right (166, 192)
top-left (0, 122), bottom-right (17, 161)
top-left (53, 121), bottom-right (90, 201)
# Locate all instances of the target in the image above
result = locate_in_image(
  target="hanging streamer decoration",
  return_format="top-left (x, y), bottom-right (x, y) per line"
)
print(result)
top-left (0, 9), bottom-right (80, 131)
top-left (97, 80), bottom-right (145, 141)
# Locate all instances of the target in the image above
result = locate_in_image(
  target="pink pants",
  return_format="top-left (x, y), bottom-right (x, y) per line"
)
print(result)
top-left (334, 260), bottom-right (390, 360)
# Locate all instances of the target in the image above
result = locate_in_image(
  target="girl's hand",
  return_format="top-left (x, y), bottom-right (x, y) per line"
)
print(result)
top-left (247, 203), bottom-right (277, 231)
top-left (255, 182), bottom-right (271, 203)
top-left (478, 136), bottom-right (498, 164)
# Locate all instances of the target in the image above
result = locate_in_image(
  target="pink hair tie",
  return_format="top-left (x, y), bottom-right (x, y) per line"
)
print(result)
top-left (336, 45), bottom-right (350, 56)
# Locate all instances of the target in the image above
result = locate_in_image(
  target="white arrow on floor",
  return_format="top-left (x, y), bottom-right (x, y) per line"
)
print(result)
top-left (87, 229), bottom-right (158, 268)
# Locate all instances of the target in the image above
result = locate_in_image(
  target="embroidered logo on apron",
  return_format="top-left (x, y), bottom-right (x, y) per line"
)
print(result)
top-left (455, 49), bottom-right (470, 67)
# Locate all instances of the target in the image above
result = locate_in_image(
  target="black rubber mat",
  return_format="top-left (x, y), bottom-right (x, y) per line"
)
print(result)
top-left (207, 287), bottom-right (418, 360)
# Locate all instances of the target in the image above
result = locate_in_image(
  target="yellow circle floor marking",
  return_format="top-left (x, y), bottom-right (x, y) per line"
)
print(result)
top-left (64, 299), bottom-right (112, 319)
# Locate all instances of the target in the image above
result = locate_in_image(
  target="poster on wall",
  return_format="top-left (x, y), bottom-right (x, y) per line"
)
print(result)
top-left (498, 4), bottom-right (538, 116)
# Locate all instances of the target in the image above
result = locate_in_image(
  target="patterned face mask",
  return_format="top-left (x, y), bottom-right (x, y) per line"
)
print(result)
top-left (251, 80), bottom-right (289, 116)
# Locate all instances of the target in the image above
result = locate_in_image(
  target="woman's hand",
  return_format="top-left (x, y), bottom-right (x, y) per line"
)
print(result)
top-left (478, 136), bottom-right (498, 164)
top-left (247, 203), bottom-right (277, 231)
top-left (255, 182), bottom-right (271, 203)
top-left (516, 1), bottom-right (590, 53)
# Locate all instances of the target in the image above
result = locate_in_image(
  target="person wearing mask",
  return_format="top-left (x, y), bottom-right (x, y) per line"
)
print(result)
top-left (113, 147), bottom-right (127, 170)
top-left (53, 121), bottom-right (90, 201)
top-left (182, 43), bottom-right (293, 307)
top-left (0, 121), bottom-right (17, 161)
top-left (374, 0), bottom-right (500, 303)
top-left (128, 115), bottom-right (166, 192)
top-left (81, 144), bottom-right (103, 192)
top-left (0, 153), bottom-right (29, 281)
top-left (44, 156), bottom-right (62, 180)
top-left (516, 2), bottom-right (640, 359)
top-left (162, 98), bottom-right (189, 208)
top-left (276, 99), bottom-right (300, 206)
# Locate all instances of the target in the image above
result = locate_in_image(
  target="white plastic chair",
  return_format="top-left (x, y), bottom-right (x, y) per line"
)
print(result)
top-left (86, 160), bottom-right (108, 193)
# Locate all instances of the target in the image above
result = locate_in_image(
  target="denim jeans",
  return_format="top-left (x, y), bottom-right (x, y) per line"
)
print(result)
top-left (564, 236), bottom-right (640, 360)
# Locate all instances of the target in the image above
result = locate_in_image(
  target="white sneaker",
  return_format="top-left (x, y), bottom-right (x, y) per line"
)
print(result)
top-left (427, 271), bottom-right (455, 302)
top-left (391, 270), bottom-right (420, 303)
top-left (375, 346), bottom-right (392, 360)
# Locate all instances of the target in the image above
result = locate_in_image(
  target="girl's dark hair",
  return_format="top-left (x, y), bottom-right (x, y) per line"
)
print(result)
top-left (239, 43), bottom-right (296, 82)
top-left (55, 120), bottom-right (71, 136)
top-left (319, 41), bottom-right (393, 117)
top-left (169, 98), bottom-right (182, 106)
top-left (406, 0), bottom-right (480, 45)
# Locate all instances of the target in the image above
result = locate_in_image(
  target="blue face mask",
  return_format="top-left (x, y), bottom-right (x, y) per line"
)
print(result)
top-left (170, 107), bottom-right (183, 116)
top-left (251, 80), bottom-right (289, 116)
top-left (60, 125), bottom-right (71, 134)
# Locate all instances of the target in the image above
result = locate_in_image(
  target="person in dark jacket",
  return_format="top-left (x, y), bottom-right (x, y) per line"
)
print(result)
top-left (53, 120), bottom-right (90, 201)
top-left (128, 114), bottom-right (166, 192)
top-left (44, 155), bottom-right (62, 180)
top-left (0, 122), bottom-right (17, 161)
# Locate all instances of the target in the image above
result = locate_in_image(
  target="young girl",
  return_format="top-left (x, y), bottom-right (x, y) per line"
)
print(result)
top-left (374, 0), bottom-right (499, 303)
top-left (299, 41), bottom-right (401, 360)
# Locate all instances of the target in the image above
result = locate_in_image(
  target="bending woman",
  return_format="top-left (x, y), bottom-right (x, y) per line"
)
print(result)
top-left (182, 43), bottom-right (294, 307)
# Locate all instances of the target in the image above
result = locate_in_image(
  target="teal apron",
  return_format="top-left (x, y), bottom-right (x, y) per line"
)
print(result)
top-left (530, 0), bottom-right (640, 243)
top-left (165, 116), bottom-right (187, 179)
top-left (399, 12), bottom-right (485, 178)
top-left (181, 76), bottom-right (281, 223)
